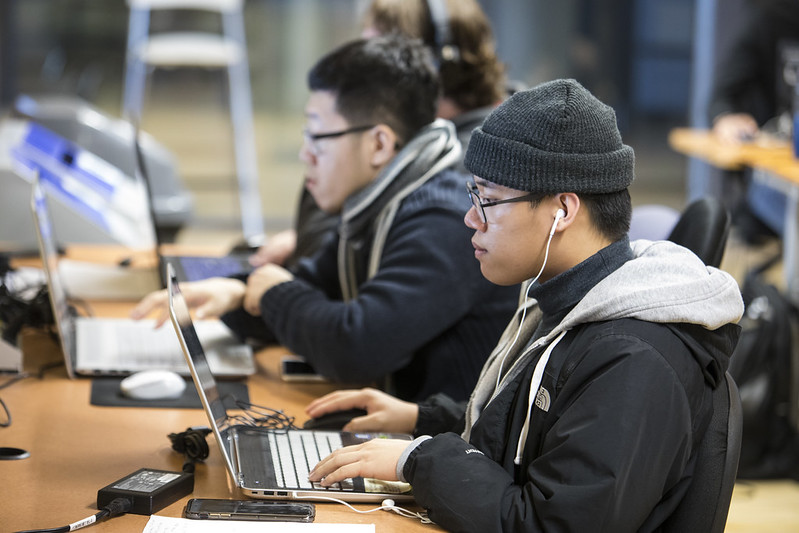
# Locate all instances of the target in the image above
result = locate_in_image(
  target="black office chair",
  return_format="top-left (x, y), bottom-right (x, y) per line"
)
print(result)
top-left (661, 372), bottom-right (743, 533)
top-left (661, 197), bottom-right (740, 531)
top-left (666, 197), bottom-right (732, 268)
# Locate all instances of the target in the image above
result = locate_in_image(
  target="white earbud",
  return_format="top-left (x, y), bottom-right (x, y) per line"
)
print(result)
top-left (550, 209), bottom-right (566, 236)
top-left (381, 499), bottom-right (395, 509)
top-left (494, 206), bottom-right (567, 392)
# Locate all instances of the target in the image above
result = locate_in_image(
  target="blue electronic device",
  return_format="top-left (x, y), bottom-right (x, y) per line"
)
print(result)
top-left (10, 121), bottom-right (155, 248)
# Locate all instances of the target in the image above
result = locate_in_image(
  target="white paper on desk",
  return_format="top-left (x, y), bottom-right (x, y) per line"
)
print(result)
top-left (142, 515), bottom-right (375, 533)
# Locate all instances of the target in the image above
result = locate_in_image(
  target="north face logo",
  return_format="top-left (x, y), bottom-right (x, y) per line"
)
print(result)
top-left (535, 387), bottom-right (551, 412)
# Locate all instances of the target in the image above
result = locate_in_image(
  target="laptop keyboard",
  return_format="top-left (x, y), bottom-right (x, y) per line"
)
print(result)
top-left (268, 430), bottom-right (355, 491)
top-left (178, 256), bottom-right (247, 282)
top-left (111, 322), bottom-right (184, 367)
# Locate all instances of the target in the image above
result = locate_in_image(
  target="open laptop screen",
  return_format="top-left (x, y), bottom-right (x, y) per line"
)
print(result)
top-left (166, 263), bottom-right (414, 501)
top-left (30, 177), bottom-right (77, 378)
top-left (167, 263), bottom-right (228, 427)
top-left (166, 263), bottom-right (236, 477)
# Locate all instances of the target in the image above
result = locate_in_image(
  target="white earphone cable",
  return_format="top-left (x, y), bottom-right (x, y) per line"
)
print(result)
top-left (494, 210), bottom-right (563, 391)
top-left (303, 495), bottom-right (432, 524)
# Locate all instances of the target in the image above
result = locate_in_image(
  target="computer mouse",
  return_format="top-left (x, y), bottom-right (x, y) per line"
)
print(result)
top-left (303, 408), bottom-right (368, 431)
top-left (119, 370), bottom-right (187, 400)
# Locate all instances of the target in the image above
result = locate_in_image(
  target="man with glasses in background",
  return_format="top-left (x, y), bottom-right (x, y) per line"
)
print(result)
top-left (132, 35), bottom-right (518, 402)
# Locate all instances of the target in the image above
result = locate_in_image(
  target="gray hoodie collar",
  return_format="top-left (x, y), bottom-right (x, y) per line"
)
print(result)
top-left (565, 239), bottom-right (743, 331)
top-left (530, 237), bottom-right (633, 333)
top-left (462, 239), bottom-right (744, 440)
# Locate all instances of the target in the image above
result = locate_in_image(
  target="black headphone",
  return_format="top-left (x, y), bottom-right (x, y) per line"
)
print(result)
top-left (168, 426), bottom-right (212, 473)
top-left (424, 0), bottom-right (460, 64)
top-left (0, 258), bottom-right (54, 347)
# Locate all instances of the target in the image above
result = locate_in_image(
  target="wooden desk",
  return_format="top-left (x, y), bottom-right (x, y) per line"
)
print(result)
top-left (668, 127), bottom-right (799, 180)
top-left (0, 268), bottom-right (440, 533)
top-left (669, 128), bottom-right (799, 303)
top-left (0, 343), bottom-right (440, 532)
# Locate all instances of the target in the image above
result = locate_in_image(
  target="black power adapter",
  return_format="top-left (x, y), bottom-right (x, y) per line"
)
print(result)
top-left (97, 468), bottom-right (194, 515)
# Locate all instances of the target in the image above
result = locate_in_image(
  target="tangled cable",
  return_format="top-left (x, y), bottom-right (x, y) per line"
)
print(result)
top-left (168, 426), bottom-right (211, 473)
top-left (227, 397), bottom-right (297, 430)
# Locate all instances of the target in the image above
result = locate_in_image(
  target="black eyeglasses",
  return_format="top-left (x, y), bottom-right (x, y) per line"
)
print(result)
top-left (466, 181), bottom-right (541, 224)
top-left (302, 124), bottom-right (375, 156)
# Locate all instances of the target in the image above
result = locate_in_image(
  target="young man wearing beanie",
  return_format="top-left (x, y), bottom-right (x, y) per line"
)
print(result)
top-left (131, 35), bottom-right (519, 402)
top-left (306, 78), bottom-right (744, 532)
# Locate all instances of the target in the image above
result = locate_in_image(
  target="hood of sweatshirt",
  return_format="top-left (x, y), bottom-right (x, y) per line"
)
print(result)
top-left (563, 239), bottom-right (742, 330)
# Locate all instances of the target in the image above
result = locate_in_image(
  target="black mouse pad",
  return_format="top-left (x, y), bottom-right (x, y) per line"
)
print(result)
top-left (90, 377), bottom-right (249, 409)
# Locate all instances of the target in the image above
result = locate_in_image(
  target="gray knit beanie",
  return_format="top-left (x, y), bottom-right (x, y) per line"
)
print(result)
top-left (464, 78), bottom-right (634, 194)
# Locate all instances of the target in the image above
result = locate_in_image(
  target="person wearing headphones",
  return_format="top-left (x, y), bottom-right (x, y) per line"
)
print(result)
top-left (249, 0), bottom-right (509, 268)
top-left (132, 35), bottom-right (518, 403)
top-left (305, 79), bottom-right (744, 532)
top-left (361, 0), bottom-right (509, 165)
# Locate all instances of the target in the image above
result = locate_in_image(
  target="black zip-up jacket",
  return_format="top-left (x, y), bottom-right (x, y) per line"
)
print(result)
top-left (402, 240), bottom-right (743, 532)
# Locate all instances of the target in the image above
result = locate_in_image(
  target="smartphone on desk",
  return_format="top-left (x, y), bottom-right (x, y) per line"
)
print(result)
top-left (184, 498), bottom-right (315, 522)
top-left (280, 356), bottom-right (329, 383)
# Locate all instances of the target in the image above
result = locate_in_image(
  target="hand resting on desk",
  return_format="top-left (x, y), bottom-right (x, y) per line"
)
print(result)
top-left (129, 277), bottom-right (246, 327)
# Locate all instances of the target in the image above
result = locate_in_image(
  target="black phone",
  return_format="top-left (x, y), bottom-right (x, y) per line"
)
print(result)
top-left (280, 356), bottom-right (329, 383)
top-left (184, 498), bottom-right (315, 522)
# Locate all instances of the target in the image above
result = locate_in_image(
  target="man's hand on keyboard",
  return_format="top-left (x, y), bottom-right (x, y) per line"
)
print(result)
top-left (243, 264), bottom-right (295, 316)
top-left (308, 438), bottom-right (411, 488)
top-left (130, 277), bottom-right (247, 327)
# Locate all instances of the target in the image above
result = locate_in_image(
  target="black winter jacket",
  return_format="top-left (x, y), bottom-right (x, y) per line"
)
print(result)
top-left (402, 239), bottom-right (744, 532)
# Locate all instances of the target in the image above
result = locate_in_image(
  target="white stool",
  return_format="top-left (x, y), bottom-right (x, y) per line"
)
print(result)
top-left (123, 0), bottom-right (264, 245)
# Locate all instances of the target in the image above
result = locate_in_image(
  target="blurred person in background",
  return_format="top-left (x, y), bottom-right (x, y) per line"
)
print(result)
top-left (709, 0), bottom-right (799, 242)
top-left (250, 0), bottom-right (510, 268)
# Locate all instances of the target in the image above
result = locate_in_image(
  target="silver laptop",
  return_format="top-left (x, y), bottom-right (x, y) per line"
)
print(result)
top-left (130, 123), bottom-right (252, 286)
top-left (30, 176), bottom-right (255, 379)
top-left (166, 263), bottom-right (414, 502)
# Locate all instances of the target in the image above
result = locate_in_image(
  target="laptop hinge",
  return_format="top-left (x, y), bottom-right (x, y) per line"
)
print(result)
top-left (229, 426), bottom-right (246, 486)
